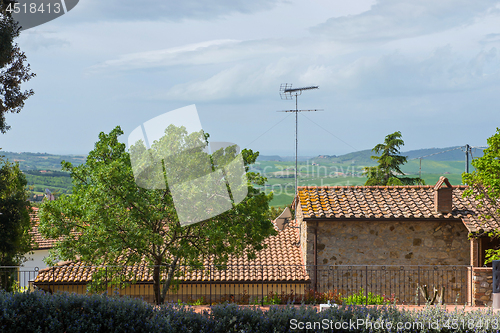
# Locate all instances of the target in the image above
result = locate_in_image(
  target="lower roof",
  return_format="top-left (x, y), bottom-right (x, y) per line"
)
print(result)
top-left (34, 221), bottom-right (309, 284)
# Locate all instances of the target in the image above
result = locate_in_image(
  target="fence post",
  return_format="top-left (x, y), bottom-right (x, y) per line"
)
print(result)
top-left (417, 266), bottom-right (420, 306)
top-left (33, 267), bottom-right (39, 291)
top-left (261, 265), bottom-right (264, 306)
top-left (470, 265), bottom-right (473, 306)
top-left (365, 266), bottom-right (368, 306)
top-left (209, 266), bottom-right (212, 306)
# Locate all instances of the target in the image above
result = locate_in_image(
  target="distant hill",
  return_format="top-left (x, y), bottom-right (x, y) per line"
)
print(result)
top-left (257, 155), bottom-right (313, 162)
top-left (314, 149), bottom-right (375, 165)
top-left (2, 145), bottom-right (485, 170)
top-left (312, 146), bottom-right (485, 165)
top-left (403, 146), bottom-right (484, 161)
top-left (1, 151), bottom-right (86, 170)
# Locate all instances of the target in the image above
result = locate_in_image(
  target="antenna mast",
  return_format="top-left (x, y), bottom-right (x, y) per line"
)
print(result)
top-left (278, 84), bottom-right (320, 209)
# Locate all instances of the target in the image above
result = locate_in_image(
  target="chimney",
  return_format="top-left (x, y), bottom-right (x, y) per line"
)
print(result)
top-left (433, 176), bottom-right (453, 213)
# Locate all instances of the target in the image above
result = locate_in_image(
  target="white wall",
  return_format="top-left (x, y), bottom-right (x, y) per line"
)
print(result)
top-left (19, 249), bottom-right (50, 287)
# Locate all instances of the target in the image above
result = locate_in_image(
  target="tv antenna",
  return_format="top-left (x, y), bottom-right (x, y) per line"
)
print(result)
top-left (277, 84), bottom-right (321, 243)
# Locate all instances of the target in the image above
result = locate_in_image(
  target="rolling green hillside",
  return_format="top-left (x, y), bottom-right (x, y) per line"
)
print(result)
top-left (24, 170), bottom-right (73, 196)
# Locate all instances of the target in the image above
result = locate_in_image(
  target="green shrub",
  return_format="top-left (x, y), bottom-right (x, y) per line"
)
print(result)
top-left (3, 290), bottom-right (500, 332)
top-left (342, 288), bottom-right (396, 305)
top-left (0, 289), bottom-right (156, 332)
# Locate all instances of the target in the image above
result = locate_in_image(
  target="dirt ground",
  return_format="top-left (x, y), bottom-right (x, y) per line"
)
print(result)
top-left (186, 304), bottom-right (500, 314)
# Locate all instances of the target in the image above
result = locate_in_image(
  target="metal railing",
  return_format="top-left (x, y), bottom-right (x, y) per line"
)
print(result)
top-left (0, 266), bottom-right (39, 291)
top-left (310, 265), bottom-right (471, 305)
top-left (0, 265), bottom-right (472, 305)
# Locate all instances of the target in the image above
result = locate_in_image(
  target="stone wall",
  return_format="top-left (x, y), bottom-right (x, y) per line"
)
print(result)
top-left (302, 219), bottom-right (470, 267)
top-left (472, 267), bottom-right (492, 306)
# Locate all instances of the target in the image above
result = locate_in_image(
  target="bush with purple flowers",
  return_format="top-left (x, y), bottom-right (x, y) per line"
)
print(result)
top-left (2, 290), bottom-right (500, 332)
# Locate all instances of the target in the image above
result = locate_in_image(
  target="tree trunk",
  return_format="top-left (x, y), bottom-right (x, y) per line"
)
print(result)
top-left (160, 256), bottom-right (179, 304)
top-left (152, 264), bottom-right (161, 305)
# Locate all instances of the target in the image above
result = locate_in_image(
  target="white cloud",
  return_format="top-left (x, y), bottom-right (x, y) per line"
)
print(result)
top-left (88, 40), bottom-right (240, 72)
top-left (312, 0), bottom-right (500, 42)
top-left (18, 31), bottom-right (70, 51)
top-left (87, 37), bottom-right (298, 73)
top-left (326, 45), bottom-right (500, 99)
top-left (162, 58), bottom-right (301, 100)
top-left (70, 0), bottom-right (284, 23)
top-left (481, 33), bottom-right (500, 44)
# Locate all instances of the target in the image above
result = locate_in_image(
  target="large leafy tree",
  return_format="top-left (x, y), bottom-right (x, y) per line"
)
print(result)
top-left (0, 0), bottom-right (36, 134)
top-left (0, 155), bottom-right (33, 290)
top-left (39, 126), bottom-right (276, 304)
top-left (463, 128), bottom-right (500, 262)
top-left (364, 131), bottom-right (424, 186)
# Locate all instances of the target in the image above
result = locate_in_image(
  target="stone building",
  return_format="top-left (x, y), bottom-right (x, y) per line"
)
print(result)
top-left (295, 177), bottom-right (500, 305)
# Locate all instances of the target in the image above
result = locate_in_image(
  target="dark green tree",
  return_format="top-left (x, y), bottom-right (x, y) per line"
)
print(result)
top-left (39, 126), bottom-right (276, 304)
top-left (364, 131), bottom-right (424, 186)
top-left (0, 155), bottom-right (33, 291)
top-left (0, 0), bottom-right (36, 134)
top-left (463, 128), bottom-right (500, 263)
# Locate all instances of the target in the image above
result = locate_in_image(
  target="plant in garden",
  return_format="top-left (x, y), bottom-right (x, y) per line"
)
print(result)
top-left (419, 284), bottom-right (445, 305)
top-left (342, 288), bottom-right (393, 305)
top-left (301, 289), bottom-right (324, 304)
top-left (322, 289), bottom-right (343, 304)
top-left (262, 291), bottom-right (281, 305)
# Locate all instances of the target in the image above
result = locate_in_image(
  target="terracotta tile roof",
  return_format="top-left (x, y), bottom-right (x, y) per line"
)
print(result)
top-left (34, 220), bottom-right (308, 284)
top-left (297, 183), bottom-right (497, 234)
top-left (29, 208), bottom-right (59, 250)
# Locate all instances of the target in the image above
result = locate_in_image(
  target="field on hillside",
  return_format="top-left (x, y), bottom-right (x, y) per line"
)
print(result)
top-left (24, 170), bottom-right (73, 196)
top-left (255, 159), bottom-right (468, 207)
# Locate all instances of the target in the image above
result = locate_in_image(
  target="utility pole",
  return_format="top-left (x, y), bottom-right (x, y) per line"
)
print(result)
top-left (465, 144), bottom-right (470, 174)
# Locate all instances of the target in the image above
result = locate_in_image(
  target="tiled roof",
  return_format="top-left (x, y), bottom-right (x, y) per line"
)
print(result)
top-left (298, 183), bottom-right (497, 234)
top-left (29, 208), bottom-right (59, 250)
top-left (34, 221), bottom-right (308, 284)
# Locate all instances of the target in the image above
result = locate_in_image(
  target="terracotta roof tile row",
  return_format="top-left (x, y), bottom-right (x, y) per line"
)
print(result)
top-left (29, 209), bottom-right (59, 250)
top-left (34, 221), bottom-right (308, 284)
top-left (297, 185), bottom-right (496, 234)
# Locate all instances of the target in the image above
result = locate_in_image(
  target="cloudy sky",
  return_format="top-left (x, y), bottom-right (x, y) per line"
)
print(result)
top-left (1, 0), bottom-right (500, 156)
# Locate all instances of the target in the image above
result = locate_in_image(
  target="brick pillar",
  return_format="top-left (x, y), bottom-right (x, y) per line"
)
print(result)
top-left (472, 267), bottom-right (493, 306)
top-left (470, 238), bottom-right (479, 267)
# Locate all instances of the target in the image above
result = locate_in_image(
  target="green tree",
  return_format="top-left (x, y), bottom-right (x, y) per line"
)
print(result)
top-left (0, 1), bottom-right (36, 134)
top-left (463, 128), bottom-right (500, 263)
top-left (0, 155), bottom-right (33, 290)
top-left (39, 126), bottom-right (276, 304)
top-left (364, 131), bottom-right (424, 186)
